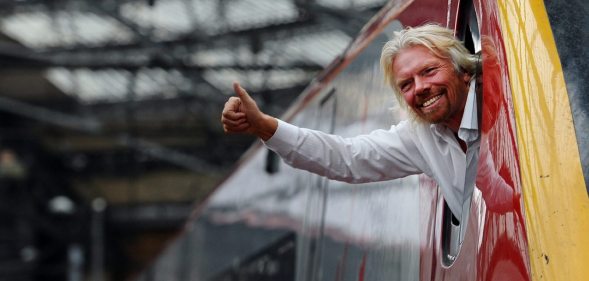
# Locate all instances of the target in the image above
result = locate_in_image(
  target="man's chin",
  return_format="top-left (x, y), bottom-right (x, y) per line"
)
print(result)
top-left (410, 114), bottom-right (435, 125)
top-left (407, 107), bottom-right (447, 124)
top-left (415, 113), bottom-right (446, 125)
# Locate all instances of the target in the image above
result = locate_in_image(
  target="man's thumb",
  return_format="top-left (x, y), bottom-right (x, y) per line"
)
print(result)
top-left (233, 82), bottom-right (255, 106)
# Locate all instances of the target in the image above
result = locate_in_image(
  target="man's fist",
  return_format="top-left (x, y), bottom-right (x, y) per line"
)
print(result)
top-left (221, 82), bottom-right (278, 141)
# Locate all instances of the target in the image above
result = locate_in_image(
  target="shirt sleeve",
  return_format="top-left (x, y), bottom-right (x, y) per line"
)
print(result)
top-left (264, 119), bottom-right (425, 183)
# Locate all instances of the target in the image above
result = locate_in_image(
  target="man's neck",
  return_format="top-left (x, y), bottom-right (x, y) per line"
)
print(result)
top-left (443, 108), bottom-right (465, 134)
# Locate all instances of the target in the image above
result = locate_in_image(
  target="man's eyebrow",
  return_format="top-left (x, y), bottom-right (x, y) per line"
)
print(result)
top-left (395, 77), bottom-right (411, 87)
top-left (423, 61), bottom-right (442, 68)
top-left (395, 77), bottom-right (411, 85)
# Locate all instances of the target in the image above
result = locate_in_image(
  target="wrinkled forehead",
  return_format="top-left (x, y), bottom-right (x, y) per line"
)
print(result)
top-left (392, 46), bottom-right (448, 79)
top-left (398, 43), bottom-right (450, 61)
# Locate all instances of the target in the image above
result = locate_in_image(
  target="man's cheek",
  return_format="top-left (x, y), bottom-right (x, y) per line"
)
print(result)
top-left (403, 93), bottom-right (414, 107)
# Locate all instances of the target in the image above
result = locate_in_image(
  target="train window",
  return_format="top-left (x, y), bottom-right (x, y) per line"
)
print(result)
top-left (456, 0), bottom-right (481, 54)
top-left (467, 6), bottom-right (481, 53)
top-left (441, 201), bottom-right (462, 266)
top-left (441, 0), bottom-right (479, 267)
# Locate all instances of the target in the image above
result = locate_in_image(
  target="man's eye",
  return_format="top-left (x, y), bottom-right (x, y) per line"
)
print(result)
top-left (399, 82), bottom-right (411, 91)
top-left (424, 67), bottom-right (437, 75)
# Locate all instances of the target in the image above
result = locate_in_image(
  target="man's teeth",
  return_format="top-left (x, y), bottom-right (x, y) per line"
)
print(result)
top-left (422, 95), bottom-right (442, 107)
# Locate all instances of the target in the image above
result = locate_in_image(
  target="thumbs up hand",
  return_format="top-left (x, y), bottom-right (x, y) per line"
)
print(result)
top-left (221, 82), bottom-right (278, 141)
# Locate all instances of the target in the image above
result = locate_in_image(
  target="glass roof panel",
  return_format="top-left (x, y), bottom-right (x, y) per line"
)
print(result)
top-left (46, 68), bottom-right (189, 104)
top-left (1, 0), bottom-right (383, 104)
top-left (1, 11), bottom-right (134, 48)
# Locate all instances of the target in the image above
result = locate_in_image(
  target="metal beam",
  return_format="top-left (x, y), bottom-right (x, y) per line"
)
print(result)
top-left (0, 42), bottom-right (323, 72)
top-left (35, 17), bottom-right (321, 55)
top-left (0, 96), bottom-right (102, 133)
top-left (108, 202), bottom-right (194, 229)
top-left (0, 95), bottom-right (223, 173)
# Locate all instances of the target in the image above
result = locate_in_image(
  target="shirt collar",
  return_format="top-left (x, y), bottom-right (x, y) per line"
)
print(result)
top-left (430, 79), bottom-right (479, 143)
top-left (457, 79), bottom-right (479, 143)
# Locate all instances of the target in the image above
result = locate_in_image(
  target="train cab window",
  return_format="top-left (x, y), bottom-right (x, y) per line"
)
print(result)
top-left (441, 0), bottom-right (480, 267)
top-left (456, 1), bottom-right (481, 54)
top-left (442, 202), bottom-right (461, 265)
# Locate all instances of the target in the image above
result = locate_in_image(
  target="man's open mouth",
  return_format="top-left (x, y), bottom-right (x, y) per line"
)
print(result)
top-left (420, 94), bottom-right (443, 108)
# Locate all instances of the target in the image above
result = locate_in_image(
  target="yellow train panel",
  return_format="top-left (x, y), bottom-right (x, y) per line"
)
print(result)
top-left (497, 0), bottom-right (589, 280)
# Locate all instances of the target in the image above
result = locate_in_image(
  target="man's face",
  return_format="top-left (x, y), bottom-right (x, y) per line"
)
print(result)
top-left (392, 45), bottom-right (471, 126)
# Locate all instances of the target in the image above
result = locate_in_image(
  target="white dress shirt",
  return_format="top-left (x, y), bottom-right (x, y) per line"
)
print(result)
top-left (264, 80), bottom-right (480, 221)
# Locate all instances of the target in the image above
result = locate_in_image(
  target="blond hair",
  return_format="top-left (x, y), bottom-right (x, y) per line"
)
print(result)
top-left (380, 24), bottom-right (478, 110)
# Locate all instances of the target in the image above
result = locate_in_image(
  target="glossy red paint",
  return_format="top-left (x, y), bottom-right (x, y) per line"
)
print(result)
top-left (475, 0), bottom-right (530, 279)
top-left (398, 0), bottom-right (453, 27)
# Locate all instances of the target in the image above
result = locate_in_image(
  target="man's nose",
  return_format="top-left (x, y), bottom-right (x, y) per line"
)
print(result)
top-left (414, 77), bottom-right (430, 95)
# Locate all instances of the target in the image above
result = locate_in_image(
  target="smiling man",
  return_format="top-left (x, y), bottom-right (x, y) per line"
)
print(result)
top-left (392, 45), bottom-right (470, 129)
top-left (221, 24), bottom-right (480, 221)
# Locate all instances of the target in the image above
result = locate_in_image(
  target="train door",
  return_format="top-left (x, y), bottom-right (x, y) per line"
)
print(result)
top-left (293, 15), bottom-right (423, 279)
top-left (295, 88), bottom-right (337, 281)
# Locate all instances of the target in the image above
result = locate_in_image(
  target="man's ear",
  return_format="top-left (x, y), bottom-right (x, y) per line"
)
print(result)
top-left (463, 72), bottom-right (472, 85)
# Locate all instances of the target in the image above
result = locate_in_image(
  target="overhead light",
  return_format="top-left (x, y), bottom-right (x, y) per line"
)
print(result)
top-left (48, 196), bottom-right (76, 215)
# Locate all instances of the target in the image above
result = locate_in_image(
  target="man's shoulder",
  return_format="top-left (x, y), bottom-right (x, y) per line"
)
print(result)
top-left (396, 119), bottom-right (434, 133)
top-left (393, 119), bottom-right (443, 143)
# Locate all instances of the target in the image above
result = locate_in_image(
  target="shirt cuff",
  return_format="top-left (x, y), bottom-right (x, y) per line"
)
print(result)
top-left (263, 119), bottom-right (299, 152)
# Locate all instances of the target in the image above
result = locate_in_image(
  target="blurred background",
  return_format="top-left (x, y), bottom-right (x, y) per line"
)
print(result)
top-left (0, 0), bottom-right (387, 280)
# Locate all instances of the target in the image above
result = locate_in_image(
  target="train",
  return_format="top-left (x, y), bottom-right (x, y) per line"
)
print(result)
top-left (136, 0), bottom-right (588, 280)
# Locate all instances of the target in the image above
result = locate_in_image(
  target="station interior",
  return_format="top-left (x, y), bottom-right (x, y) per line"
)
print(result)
top-left (0, 0), bottom-right (387, 280)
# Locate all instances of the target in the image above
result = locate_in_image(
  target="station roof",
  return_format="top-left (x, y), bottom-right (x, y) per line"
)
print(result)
top-left (1, 0), bottom-right (385, 103)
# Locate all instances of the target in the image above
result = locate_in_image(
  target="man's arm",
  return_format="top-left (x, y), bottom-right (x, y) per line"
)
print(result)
top-left (264, 120), bottom-right (424, 183)
top-left (221, 82), bottom-right (278, 141)
top-left (221, 82), bottom-right (424, 183)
